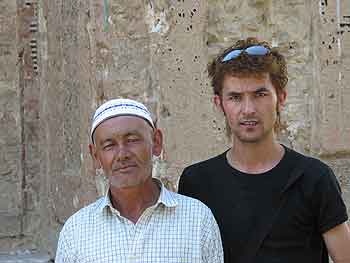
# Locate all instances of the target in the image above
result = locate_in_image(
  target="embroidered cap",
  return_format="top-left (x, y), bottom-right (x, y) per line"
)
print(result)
top-left (91, 98), bottom-right (154, 142)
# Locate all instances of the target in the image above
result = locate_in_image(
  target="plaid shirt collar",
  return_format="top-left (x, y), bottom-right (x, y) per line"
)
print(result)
top-left (97, 178), bottom-right (178, 215)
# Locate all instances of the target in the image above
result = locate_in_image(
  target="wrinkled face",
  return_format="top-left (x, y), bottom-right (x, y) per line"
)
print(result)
top-left (214, 74), bottom-right (286, 144)
top-left (90, 116), bottom-right (162, 189)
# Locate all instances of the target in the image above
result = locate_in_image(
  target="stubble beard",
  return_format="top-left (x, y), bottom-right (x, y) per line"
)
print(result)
top-left (228, 119), bottom-right (276, 145)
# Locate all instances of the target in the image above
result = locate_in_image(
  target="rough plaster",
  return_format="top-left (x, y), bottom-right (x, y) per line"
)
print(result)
top-left (0, 0), bottom-right (349, 258)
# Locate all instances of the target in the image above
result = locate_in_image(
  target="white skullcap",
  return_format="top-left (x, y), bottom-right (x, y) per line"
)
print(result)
top-left (91, 98), bottom-right (154, 142)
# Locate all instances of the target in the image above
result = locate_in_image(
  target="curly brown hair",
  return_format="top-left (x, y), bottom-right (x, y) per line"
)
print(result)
top-left (208, 37), bottom-right (288, 97)
top-left (208, 37), bottom-right (288, 134)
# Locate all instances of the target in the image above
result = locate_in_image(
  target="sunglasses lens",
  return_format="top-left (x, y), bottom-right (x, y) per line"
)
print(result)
top-left (222, 50), bottom-right (242, 62)
top-left (245, 46), bottom-right (270, 55)
top-left (221, 45), bottom-right (270, 62)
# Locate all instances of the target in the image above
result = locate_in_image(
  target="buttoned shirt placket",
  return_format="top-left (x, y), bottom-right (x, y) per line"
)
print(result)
top-left (110, 200), bottom-right (158, 262)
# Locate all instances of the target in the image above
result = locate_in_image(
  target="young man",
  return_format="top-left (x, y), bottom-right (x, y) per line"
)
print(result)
top-left (55, 98), bottom-right (223, 263)
top-left (178, 38), bottom-right (350, 263)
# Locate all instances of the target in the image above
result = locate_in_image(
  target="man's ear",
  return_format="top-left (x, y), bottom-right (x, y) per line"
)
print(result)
top-left (152, 128), bottom-right (163, 157)
top-left (89, 143), bottom-right (101, 170)
top-left (213, 95), bottom-right (224, 113)
top-left (277, 89), bottom-right (287, 108)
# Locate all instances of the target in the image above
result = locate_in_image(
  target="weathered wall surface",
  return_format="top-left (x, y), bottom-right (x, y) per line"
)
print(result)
top-left (0, 0), bottom-right (349, 258)
top-left (0, 0), bottom-right (22, 247)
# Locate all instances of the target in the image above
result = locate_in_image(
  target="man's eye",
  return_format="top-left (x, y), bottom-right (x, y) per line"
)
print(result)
top-left (256, 92), bottom-right (267, 97)
top-left (229, 95), bottom-right (241, 101)
top-left (127, 137), bottom-right (140, 143)
top-left (103, 144), bottom-right (113, 150)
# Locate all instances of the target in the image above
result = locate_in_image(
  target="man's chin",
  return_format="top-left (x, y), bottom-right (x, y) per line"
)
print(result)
top-left (235, 134), bottom-right (264, 144)
top-left (108, 177), bottom-right (148, 190)
top-left (233, 129), bottom-right (273, 144)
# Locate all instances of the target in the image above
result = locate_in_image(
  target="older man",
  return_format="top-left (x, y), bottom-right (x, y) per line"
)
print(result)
top-left (55, 98), bottom-right (223, 263)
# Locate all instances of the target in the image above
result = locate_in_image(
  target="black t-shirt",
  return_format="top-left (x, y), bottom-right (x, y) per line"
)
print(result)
top-left (178, 146), bottom-right (348, 263)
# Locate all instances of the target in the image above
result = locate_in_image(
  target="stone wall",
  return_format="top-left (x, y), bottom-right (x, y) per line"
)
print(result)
top-left (0, 0), bottom-right (349, 258)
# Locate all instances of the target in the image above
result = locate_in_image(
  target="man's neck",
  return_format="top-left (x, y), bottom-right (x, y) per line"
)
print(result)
top-left (228, 138), bottom-right (285, 174)
top-left (109, 179), bottom-right (160, 224)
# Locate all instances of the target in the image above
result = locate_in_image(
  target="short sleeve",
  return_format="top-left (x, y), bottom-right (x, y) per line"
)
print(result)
top-left (312, 165), bottom-right (348, 234)
top-left (55, 223), bottom-right (77, 263)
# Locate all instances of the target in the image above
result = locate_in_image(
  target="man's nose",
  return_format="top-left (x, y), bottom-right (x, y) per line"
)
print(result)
top-left (115, 144), bottom-right (131, 161)
top-left (242, 97), bottom-right (256, 115)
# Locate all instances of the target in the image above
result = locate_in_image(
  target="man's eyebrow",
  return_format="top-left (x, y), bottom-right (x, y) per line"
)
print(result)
top-left (224, 91), bottom-right (241, 96)
top-left (255, 87), bottom-right (269, 93)
top-left (101, 130), bottom-right (142, 141)
top-left (99, 138), bottom-right (113, 145)
top-left (124, 130), bottom-right (143, 136)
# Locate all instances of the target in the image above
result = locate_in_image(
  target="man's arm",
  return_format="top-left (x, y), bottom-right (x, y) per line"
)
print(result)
top-left (323, 222), bottom-right (350, 263)
top-left (201, 207), bottom-right (224, 263)
top-left (55, 225), bottom-right (76, 263)
top-left (310, 162), bottom-right (349, 262)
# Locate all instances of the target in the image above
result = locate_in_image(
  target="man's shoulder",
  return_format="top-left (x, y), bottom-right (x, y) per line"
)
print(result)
top-left (173, 190), bottom-right (207, 206)
top-left (61, 197), bottom-right (105, 229)
top-left (182, 151), bottom-right (227, 176)
top-left (285, 146), bottom-right (335, 182)
top-left (170, 190), bottom-right (213, 215)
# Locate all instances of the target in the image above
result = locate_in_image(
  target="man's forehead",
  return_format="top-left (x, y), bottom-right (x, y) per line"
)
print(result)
top-left (225, 72), bottom-right (270, 81)
top-left (223, 74), bottom-right (273, 91)
top-left (95, 115), bottom-right (152, 136)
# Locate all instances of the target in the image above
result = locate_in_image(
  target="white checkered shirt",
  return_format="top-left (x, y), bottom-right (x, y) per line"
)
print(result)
top-left (55, 180), bottom-right (223, 263)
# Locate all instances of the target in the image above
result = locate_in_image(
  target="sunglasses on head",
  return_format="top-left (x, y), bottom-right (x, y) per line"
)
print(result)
top-left (221, 45), bottom-right (270, 62)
